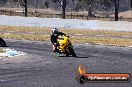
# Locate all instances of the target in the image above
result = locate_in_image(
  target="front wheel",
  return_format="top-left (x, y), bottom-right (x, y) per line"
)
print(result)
top-left (72, 51), bottom-right (76, 57)
top-left (66, 54), bottom-right (69, 57)
top-left (65, 45), bottom-right (76, 57)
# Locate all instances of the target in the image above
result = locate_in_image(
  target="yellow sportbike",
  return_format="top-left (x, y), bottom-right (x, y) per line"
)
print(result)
top-left (57, 35), bottom-right (76, 57)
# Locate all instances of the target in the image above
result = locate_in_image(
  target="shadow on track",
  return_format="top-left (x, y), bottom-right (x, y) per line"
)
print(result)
top-left (75, 56), bottom-right (89, 58)
top-left (58, 55), bottom-right (89, 58)
top-left (58, 55), bottom-right (73, 57)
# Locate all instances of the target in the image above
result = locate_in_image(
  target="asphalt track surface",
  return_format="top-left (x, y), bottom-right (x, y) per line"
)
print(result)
top-left (0, 39), bottom-right (132, 87)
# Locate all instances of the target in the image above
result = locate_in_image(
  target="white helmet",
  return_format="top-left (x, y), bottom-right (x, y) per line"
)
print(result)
top-left (52, 28), bottom-right (58, 34)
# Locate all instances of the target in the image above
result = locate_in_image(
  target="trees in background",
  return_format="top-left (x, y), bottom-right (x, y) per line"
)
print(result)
top-left (78, 0), bottom-right (95, 17)
top-left (44, 1), bottom-right (49, 9)
top-left (109, 0), bottom-right (119, 21)
top-left (12, 0), bottom-right (28, 17)
top-left (52, 0), bottom-right (67, 19)
top-left (1, 0), bottom-right (122, 20)
top-left (102, 0), bottom-right (119, 21)
top-left (131, 0), bottom-right (132, 8)
top-left (78, 0), bottom-right (120, 21)
top-left (0, 0), bottom-right (8, 6)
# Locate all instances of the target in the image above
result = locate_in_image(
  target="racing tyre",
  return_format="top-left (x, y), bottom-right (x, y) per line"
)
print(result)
top-left (72, 52), bottom-right (76, 57)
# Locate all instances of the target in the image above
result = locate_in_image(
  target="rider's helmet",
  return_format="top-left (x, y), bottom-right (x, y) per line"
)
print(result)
top-left (52, 28), bottom-right (58, 34)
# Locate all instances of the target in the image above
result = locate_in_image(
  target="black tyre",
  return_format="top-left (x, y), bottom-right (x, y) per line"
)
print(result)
top-left (66, 45), bottom-right (76, 57)
top-left (72, 52), bottom-right (76, 57)
top-left (66, 54), bottom-right (69, 57)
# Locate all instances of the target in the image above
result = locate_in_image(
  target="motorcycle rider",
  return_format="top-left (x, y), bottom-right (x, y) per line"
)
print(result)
top-left (50, 28), bottom-right (66, 52)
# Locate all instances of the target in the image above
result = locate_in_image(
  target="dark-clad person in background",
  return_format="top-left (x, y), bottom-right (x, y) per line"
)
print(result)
top-left (0, 38), bottom-right (6, 47)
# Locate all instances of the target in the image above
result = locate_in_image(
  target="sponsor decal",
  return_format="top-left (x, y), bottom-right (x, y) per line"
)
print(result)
top-left (76, 65), bottom-right (131, 84)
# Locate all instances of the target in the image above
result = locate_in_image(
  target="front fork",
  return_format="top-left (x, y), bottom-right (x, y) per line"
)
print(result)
top-left (65, 44), bottom-right (73, 54)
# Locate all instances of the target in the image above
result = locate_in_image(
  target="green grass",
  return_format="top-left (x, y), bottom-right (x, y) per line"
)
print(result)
top-left (1, 26), bottom-right (132, 37)
top-left (71, 36), bottom-right (132, 46)
top-left (0, 33), bottom-right (49, 41)
top-left (0, 26), bottom-right (51, 33)
top-left (0, 25), bottom-right (132, 47)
